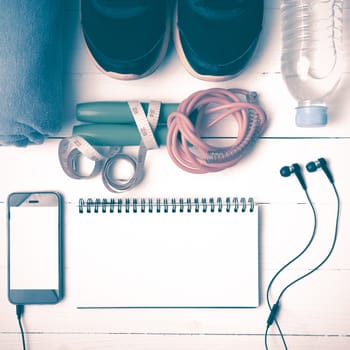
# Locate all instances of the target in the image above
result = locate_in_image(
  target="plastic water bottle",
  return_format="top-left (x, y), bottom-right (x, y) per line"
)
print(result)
top-left (281, 0), bottom-right (344, 126)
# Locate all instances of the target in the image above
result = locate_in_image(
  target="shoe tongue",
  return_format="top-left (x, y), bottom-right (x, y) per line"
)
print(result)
top-left (93, 0), bottom-right (147, 18)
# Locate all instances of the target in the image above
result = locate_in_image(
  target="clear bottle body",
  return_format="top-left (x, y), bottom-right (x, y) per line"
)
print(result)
top-left (281, 0), bottom-right (344, 126)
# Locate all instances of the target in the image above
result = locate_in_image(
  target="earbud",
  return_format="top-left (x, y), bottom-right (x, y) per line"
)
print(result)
top-left (306, 157), bottom-right (334, 183)
top-left (280, 163), bottom-right (307, 190)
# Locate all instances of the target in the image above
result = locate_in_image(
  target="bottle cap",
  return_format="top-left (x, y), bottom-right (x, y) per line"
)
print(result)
top-left (295, 106), bottom-right (328, 127)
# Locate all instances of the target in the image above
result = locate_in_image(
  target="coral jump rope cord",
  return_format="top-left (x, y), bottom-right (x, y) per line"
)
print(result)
top-left (166, 88), bottom-right (268, 174)
top-left (60, 88), bottom-right (267, 192)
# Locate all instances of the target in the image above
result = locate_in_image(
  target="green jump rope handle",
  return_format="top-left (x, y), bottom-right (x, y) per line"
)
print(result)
top-left (76, 101), bottom-right (179, 124)
top-left (73, 124), bottom-right (168, 147)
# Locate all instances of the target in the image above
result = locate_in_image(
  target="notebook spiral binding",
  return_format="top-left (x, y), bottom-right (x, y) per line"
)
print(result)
top-left (79, 197), bottom-right (255, 214)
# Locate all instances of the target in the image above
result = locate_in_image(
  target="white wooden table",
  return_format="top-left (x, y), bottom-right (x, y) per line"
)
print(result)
top-left (0, 0), bottom-right (349, 349)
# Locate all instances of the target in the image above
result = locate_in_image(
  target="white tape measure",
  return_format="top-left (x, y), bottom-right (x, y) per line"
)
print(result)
top-left (58, 101), bottom-right (161, 192)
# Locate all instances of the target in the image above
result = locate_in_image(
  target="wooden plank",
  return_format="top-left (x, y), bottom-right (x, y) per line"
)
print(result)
top-left (0, 138), bottom-right (349, 203)
top-left (0, 332), bottom-right (349, 350)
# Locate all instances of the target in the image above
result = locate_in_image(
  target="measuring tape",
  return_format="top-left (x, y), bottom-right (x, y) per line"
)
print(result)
top-left (59, 101), bottom-right (161, 192)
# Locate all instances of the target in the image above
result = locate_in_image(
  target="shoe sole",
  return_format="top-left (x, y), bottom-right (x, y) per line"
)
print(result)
top-left (173, 0), bottom-right (247, 82)
top-left (81, 0), bottom-right (172, 80)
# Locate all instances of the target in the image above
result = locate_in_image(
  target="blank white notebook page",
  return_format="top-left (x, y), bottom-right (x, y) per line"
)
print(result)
top-left (72, 198), bottom-right (259, 308)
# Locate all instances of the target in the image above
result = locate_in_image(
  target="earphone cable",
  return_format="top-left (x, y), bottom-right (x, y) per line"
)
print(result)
top-left (265, 188), bottom-right (317, 350)
top-left (276, 182), bottom-right (340, 303)
top-left (266, 189), bottom-right (317, 307)
top-left (265, 313), bottom-right (288, 350)
top-left (265, 182), bottom-right (340, 349)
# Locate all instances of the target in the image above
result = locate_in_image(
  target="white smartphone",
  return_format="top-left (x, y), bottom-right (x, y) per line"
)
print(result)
top-left (7, 192), bottom-right (64, 304)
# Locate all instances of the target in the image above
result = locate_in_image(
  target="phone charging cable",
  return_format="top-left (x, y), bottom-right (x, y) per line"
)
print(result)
top-left (16, 305), bottom-right (26, 350)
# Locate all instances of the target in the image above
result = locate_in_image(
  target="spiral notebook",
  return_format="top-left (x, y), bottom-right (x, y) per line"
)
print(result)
top-left (73, 197), bottom-right (260, 308)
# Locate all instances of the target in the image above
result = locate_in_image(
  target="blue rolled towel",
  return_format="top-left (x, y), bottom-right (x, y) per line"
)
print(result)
top-left (0, 0), bottom-right (64, 146)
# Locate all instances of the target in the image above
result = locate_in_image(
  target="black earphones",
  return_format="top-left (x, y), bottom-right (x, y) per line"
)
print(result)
top-left (306, 157), bottom-right (334, 184)
top-left (271, 157), bottom-right (338, 350)
top-left (280, 163), bottom-right (307, 190)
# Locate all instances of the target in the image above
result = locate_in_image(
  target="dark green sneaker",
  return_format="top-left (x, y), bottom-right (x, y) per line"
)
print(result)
top-left (81, 0), bottom-right (171, 80)
top-left (174, 0), bottom-right (264, 81)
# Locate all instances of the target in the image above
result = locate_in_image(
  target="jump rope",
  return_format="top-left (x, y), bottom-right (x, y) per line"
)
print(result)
top-left (265, 159), bottom-right (340, 349)
top-left (166, 88), bottom-right (267, 173)
top-left (59, 87), bottom-right (267, 190)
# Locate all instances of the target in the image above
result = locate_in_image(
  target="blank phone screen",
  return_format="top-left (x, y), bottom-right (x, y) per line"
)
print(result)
top-left (9, 206), bottom-right (59, 290)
